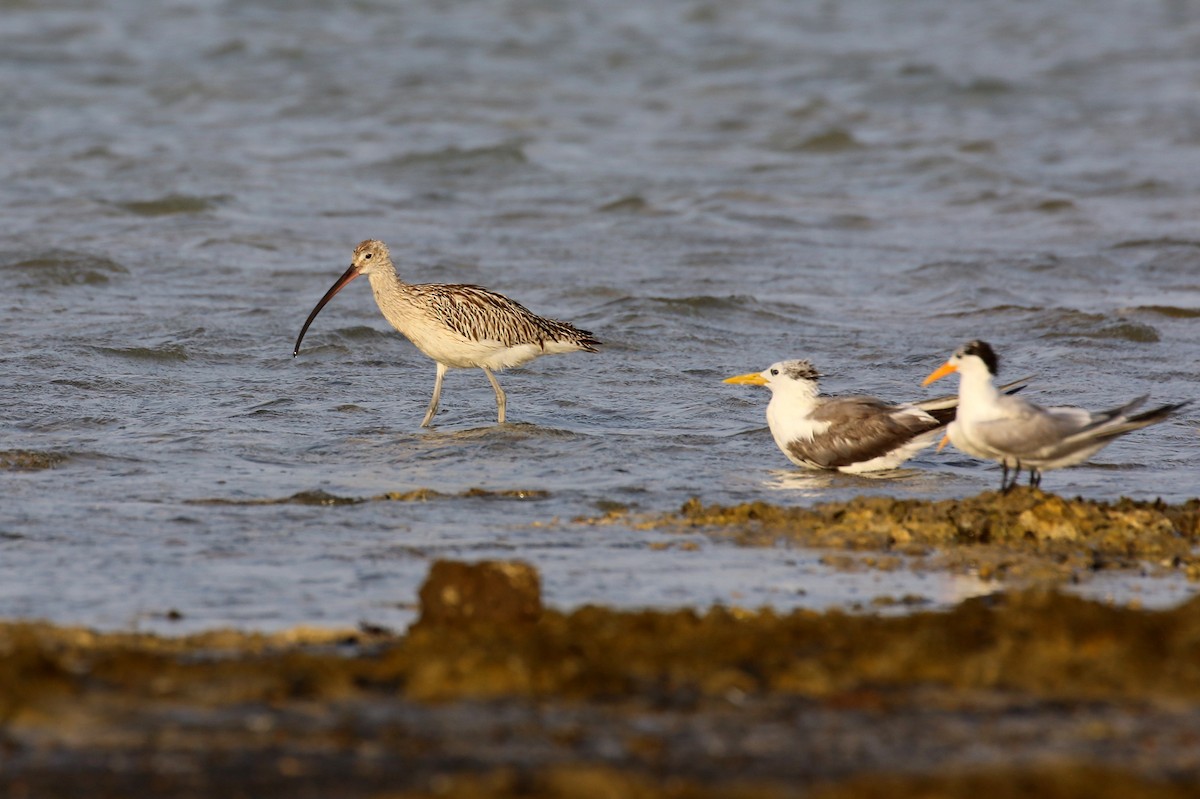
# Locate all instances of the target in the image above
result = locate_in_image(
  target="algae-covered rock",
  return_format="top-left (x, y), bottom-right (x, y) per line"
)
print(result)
top-left (414, 559), bottom-right (543, 630)
top-left (662, 490), bottom-right (1200, 583)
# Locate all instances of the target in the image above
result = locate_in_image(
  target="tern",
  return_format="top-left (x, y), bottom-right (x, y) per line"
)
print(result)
top-left (294, 239), bottom-right (600, 426)
top-left (724, 359), bottom-right (1029, 473)
top-left (923, 340), bottom-right (1189, 490)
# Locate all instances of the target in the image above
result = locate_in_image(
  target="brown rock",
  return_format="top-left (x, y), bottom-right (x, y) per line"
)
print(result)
top-left (414, 559), bottom-right (542, 629)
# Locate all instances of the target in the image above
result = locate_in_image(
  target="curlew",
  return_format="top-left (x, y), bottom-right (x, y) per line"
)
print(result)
top-left (294, 239), bottom-right (600, 426)
top-left (725, 359), bottom-right (1030, 473)
top-left (923, 340), bottom-right (1189, 491)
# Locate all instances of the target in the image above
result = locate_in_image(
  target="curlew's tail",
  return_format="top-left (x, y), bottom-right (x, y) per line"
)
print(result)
top-left (575, 329), bottom-right (602, 353)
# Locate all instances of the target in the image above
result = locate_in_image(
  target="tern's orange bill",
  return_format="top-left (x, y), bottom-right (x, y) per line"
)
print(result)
top-left (922, 361), bottom-right (958, 387)
top-left (293, 264), bottom-right (361, 357)
top-left (936, 432), bottom-right (951, 452)
top-left (724, 372), bottom-right (768, 386)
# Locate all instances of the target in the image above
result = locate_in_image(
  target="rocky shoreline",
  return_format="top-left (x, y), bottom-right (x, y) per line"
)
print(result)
top-left (610, 486), bottom-right (1200, 586)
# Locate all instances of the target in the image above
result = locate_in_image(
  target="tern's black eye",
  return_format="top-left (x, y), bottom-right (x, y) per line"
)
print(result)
top-left (770, 368), bottom-right (779, 376)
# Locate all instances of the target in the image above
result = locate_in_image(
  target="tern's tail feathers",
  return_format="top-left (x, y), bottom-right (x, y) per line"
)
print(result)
top-left (1076, 399), bottom-right (1190, 444)
top-left (1091, 394), bottom-right (1149, 426)
top-left (1126, 400), bottom-right (1190, 428)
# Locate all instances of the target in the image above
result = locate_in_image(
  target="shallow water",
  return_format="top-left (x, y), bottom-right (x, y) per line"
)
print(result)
top-left (2, 0), bottom-right (1198, 633)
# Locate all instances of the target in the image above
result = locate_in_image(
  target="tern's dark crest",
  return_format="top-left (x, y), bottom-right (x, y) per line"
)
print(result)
top-left (960, 340), bottom-right (999, 376)
top-left (780, 360), bottom-right (821, 382)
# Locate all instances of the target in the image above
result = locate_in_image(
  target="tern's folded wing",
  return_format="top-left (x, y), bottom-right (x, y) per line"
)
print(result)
top-left (792, 398), bottom-right (940, 469)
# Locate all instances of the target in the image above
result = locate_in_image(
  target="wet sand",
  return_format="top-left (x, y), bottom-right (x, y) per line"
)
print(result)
top-left (4, 491), bottom-right (1200, 798)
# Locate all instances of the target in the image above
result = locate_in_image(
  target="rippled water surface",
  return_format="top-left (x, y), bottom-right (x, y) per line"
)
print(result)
top-left (3, 0), bottom-right (1198, 633)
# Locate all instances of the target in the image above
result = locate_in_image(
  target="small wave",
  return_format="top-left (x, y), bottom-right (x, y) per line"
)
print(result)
top-left (116, 194), bottom-right (225, 216)
top-left (340, 325), bottom-right (394, 342)
top-left (596, 195), bottom-right (655, 214)
top-left (653, 294), bottom-right (762, 311)
top-left (995, 196), bottom-right (1077, 214)
top-left (956, 76), bottom-right (1014, 95)
top-left (1111, 238), bottom-right (1200, 250)
top-left (1038, 309), bottom-right (1160, 343)
top-left (1096, 178), bottom-right (1175, 198)
top-left (1082, 322), bottom-right (1160, 343)
top-left (906, 259), bottom-right (1018, 279)
top-left (767, 127), bottom-right (862, 154)
top-left (293, 325), bottom-right (393, 356)
top-left (371, 140), bottom-right (530, 177)
top-left (928, 305), bottom-right (1162, 343)
top-left (1033, 198), bottom-right (1076, 213)
top-left (592, 294), bottom-right (816, 337)
top-left (51, 377), bottom-right (131, 391)
top-left (0, 450), bottom-right (68, 471)
top-left (1121, 305), bottom-right (1200, 319)
top-left (244, 398), bottom-right (296, 416)
top-left (958, 140), bottom-right (997, 154)
top-left (92, 344), bottom-right (189, 362)
top-left (826, 213), bottom-right (875, 230)
top-left (593, 294), bottom-right (802, 326)
top-left (22, 417), bottom-right (123, 432)
top-left (931, 303), bottom-right (1042, 318)
top-left (0, 251), bottom-right (129, 288)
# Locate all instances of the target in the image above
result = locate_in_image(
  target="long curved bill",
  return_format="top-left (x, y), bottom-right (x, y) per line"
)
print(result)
top-left (922, 361), bottom-right (958, 387)
top-left (293, 264), bottom-right (361, 357)
top-left (720, 371), bottom-right (768, 383)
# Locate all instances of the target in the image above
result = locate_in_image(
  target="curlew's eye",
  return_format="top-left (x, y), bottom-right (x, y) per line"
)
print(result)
top-left (364, 253), bottom-right (372, 259)
top-left (770, 368), bottom-right (779, 376)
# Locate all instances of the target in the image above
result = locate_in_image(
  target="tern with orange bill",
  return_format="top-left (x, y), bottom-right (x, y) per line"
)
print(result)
top-left (724, 359), bottom-right (1029, 473)
top-left (293, 239), bottom-right (600, 426)
top-left (923, 340), bottom-right (1189, 490)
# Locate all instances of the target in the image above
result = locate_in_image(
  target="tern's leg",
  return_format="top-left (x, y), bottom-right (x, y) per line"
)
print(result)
top-left (421, 362), bottom-right (447, 427)
top-left (482, 366), bottom-right (506, 424)
top-left (1001, 460), bottom-right (1020, 494)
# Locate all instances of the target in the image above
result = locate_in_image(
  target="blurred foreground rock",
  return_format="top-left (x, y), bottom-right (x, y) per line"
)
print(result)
top-left (416, 559), bottom-right (542, 629)
top-left (3, 553), bottom-right (1200, 798)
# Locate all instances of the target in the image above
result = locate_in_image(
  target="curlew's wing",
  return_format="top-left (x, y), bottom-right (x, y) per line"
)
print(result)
top-left (416, 283), bottom-right (597, 350)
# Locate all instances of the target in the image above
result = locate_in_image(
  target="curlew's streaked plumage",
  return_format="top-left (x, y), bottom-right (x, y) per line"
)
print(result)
top-left (923, 340), bottom-right (1189, 491)
top-left (294, 239), bottom-right (600, 426)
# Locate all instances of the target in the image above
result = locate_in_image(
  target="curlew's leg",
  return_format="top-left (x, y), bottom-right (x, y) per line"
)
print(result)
top-left (1029, 468), bottom-right (1041, 489)
top-left (421, 363), bottom-right (447, 427)
top-left (1000, 461), bottom-right (1009, 491)
top-left (482, 366), bottom-right (506, 424)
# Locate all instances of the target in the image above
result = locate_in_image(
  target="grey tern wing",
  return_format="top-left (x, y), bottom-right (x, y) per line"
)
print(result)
top-left (791, 397), bottom-right (940, 469)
